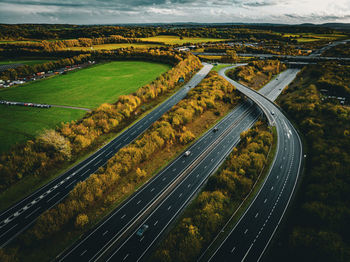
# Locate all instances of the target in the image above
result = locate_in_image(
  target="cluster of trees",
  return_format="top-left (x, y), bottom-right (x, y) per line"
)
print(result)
top-left (0, 24), bottom-right (162, 40)
top-left (203, 42), bottom-right (302, 56)
top-left (270, 63), bottom-right (350, 262)
top-left (0, 35), bottom-right (165, 54)
top-left (0, 54), bottom-right (91, 81)
top-left (16, 71), bottom-right (240, 247)
top-left (0, 51), bottom-right (201, 193)
top-left (227, 60), bottom-right (287, 90)
top-left (152, 121), bottom-right (273, 262)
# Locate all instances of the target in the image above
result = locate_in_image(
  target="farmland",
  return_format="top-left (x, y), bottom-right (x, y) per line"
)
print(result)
top-left (0, 61), bottom-right (171, 108)
top-left (0, 105), bottom-right (85, 153)
top-left (140, 35), bottom-right (228, 45)
top-left (66, 43), bottom-right (163, 51)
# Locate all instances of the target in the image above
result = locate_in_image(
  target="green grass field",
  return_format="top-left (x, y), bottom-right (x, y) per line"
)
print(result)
top-left (0, 59), bottom-right (52, 66)
top-left (0, 105), bottom-right (86, 153)
top-left (0, 61), bottom-right (170, 108)
top-left (67, 43), bottom-right (163, 51)
top-left (282, 33), bottom-right (348, 42)
top-left (0, 61), bottom-right (170, 152)
top-left (140, 35), bottom-right (227, 45)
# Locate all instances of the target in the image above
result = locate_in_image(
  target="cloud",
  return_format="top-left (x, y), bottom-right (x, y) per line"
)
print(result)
top-left (0, 0), bottom-right (349, 24)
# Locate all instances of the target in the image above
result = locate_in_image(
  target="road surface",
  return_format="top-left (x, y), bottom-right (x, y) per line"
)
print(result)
top-left (207, 66), bottom-right (303, 262)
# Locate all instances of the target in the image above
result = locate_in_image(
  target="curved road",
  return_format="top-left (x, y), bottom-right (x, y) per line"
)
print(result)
top-left (0, 63), bottom-right (213, 248)
top-left (207, 66), bottom-right (303, 262)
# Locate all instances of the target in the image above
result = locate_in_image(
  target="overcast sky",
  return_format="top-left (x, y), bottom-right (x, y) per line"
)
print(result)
top-left (1, 0), bottom-right (350, 24)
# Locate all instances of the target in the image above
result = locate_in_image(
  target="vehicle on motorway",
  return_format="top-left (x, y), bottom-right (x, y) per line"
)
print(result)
top-left (184, 150), bottom-right (191, 157)
top-left (271, 111), bottom-right (275, 115)
top-left (213, 127), bottom-right (219, 132)
top-left (136, 224), bottom-right (149, 237)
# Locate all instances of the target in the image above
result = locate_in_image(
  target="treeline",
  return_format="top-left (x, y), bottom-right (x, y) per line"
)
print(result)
top-left (3, 71), bottom-right (241, 261)
top-left (0, 35), bottom-right (165, 53)
top-left (152, 121), bottom-right (273, 262)
top-left (269, 63), bottom-right (350, 262)
top-left (203, 42), bottom-right (302, 56)
top-left (0, 24), bottom-right (162, 40)
top-left (0, 51), bottom-right (201, 193)
top-left (227, 60), bottom-right (287, 90)
top-left (0, 47), bottom-right (183, 81)
top-left (0, 54), bottom-right (91, 81)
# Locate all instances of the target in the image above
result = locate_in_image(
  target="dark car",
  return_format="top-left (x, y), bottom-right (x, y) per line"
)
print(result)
top-left (136, 224), bottom-right (149, 237)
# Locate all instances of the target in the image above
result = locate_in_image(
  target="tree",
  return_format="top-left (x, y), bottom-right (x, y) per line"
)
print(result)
top-left (75, 214), bottom-right (89, 229)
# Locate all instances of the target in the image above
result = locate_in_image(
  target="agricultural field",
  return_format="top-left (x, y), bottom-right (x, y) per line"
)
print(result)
top-left (0, 105), bottom-right (85, 153)
top-left (0, 59), bottom-right (52, 66)
top-left (0, 61), bottom-right (170, 108)
top-left (140, 35), bottom-right (228, 45)
top-left (282, 33), bottom-right (348, 42)
top-left (66, 42), bottom-right (163, 51)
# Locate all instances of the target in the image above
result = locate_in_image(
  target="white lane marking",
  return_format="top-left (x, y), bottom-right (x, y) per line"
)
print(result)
top-left (172, 168), bottom-right (176, 172)
top-left (154, 220), bottom-right (158, 226)
top-left (137, 200), bottom-right (141, 205)
top-left (255, 213), bottom-right (259, 218)
top-left (81, 169), bottom-right (90, 177)
top-left (150, 188), bottom-right (155, 192)
top-left (277, 176), bottom-right (279, 179)
top-left (65, 179), bottom-right (77, 189)
top-left (230, 246), bottom-right (236, 253)
top-left (46, 192), bottom-right (60, 203)
top-left (271, 186), bottom-right (274, 191)
top-left (121, 214), bottom-right (126, 219)
top-left (179, 193), bottom-right (183, 198)
top-left (25, 206), bottom-right (41, 219)
top-left (167, 205), bottom-right (172, 211)
top-left (123, 254), bottom-right (129, 261)
top-left (140, 236), bottom-right (144, 242)
top-left (80, 250), bottom-right (87, 256)
top-left (103, 230), bottom-right (108, 236)
top-left (264, 198), bottom-right (267, 203)
top-left (244, 229), bottom-right (248, 234)
top-left (94, 159), bottom-right (103, 166)
top-left (204, 165), bottom-right (207, 169)
top-left (162, 177), bottom-right (166, 181)
top-left (106, 151), bottom-right (114, 157)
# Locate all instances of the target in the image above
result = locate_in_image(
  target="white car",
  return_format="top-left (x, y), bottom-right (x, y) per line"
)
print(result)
top-left (184, 151), bottom-right (191, 157)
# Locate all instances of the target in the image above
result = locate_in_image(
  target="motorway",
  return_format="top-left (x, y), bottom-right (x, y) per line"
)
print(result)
top-left (56, 68), bottom-right (301, 262)
top-left (58, 99), bottom-right (262, 261)
top-left (206, 67), bottom-right (303, 261)
top-left (0, 63), bottom-right (213, 248)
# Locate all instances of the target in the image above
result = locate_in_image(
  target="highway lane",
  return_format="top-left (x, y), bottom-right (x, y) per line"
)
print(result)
top-left (0, 63), bottom-right (213, 248)
top-left (58, 98), bottom-right (260, 261)
top-left (103, 106), bottom-right (262, 262)
top-left (207, 66), bottom-right (303, 262)
top-left (91, 68), bottom-right (300, 262)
